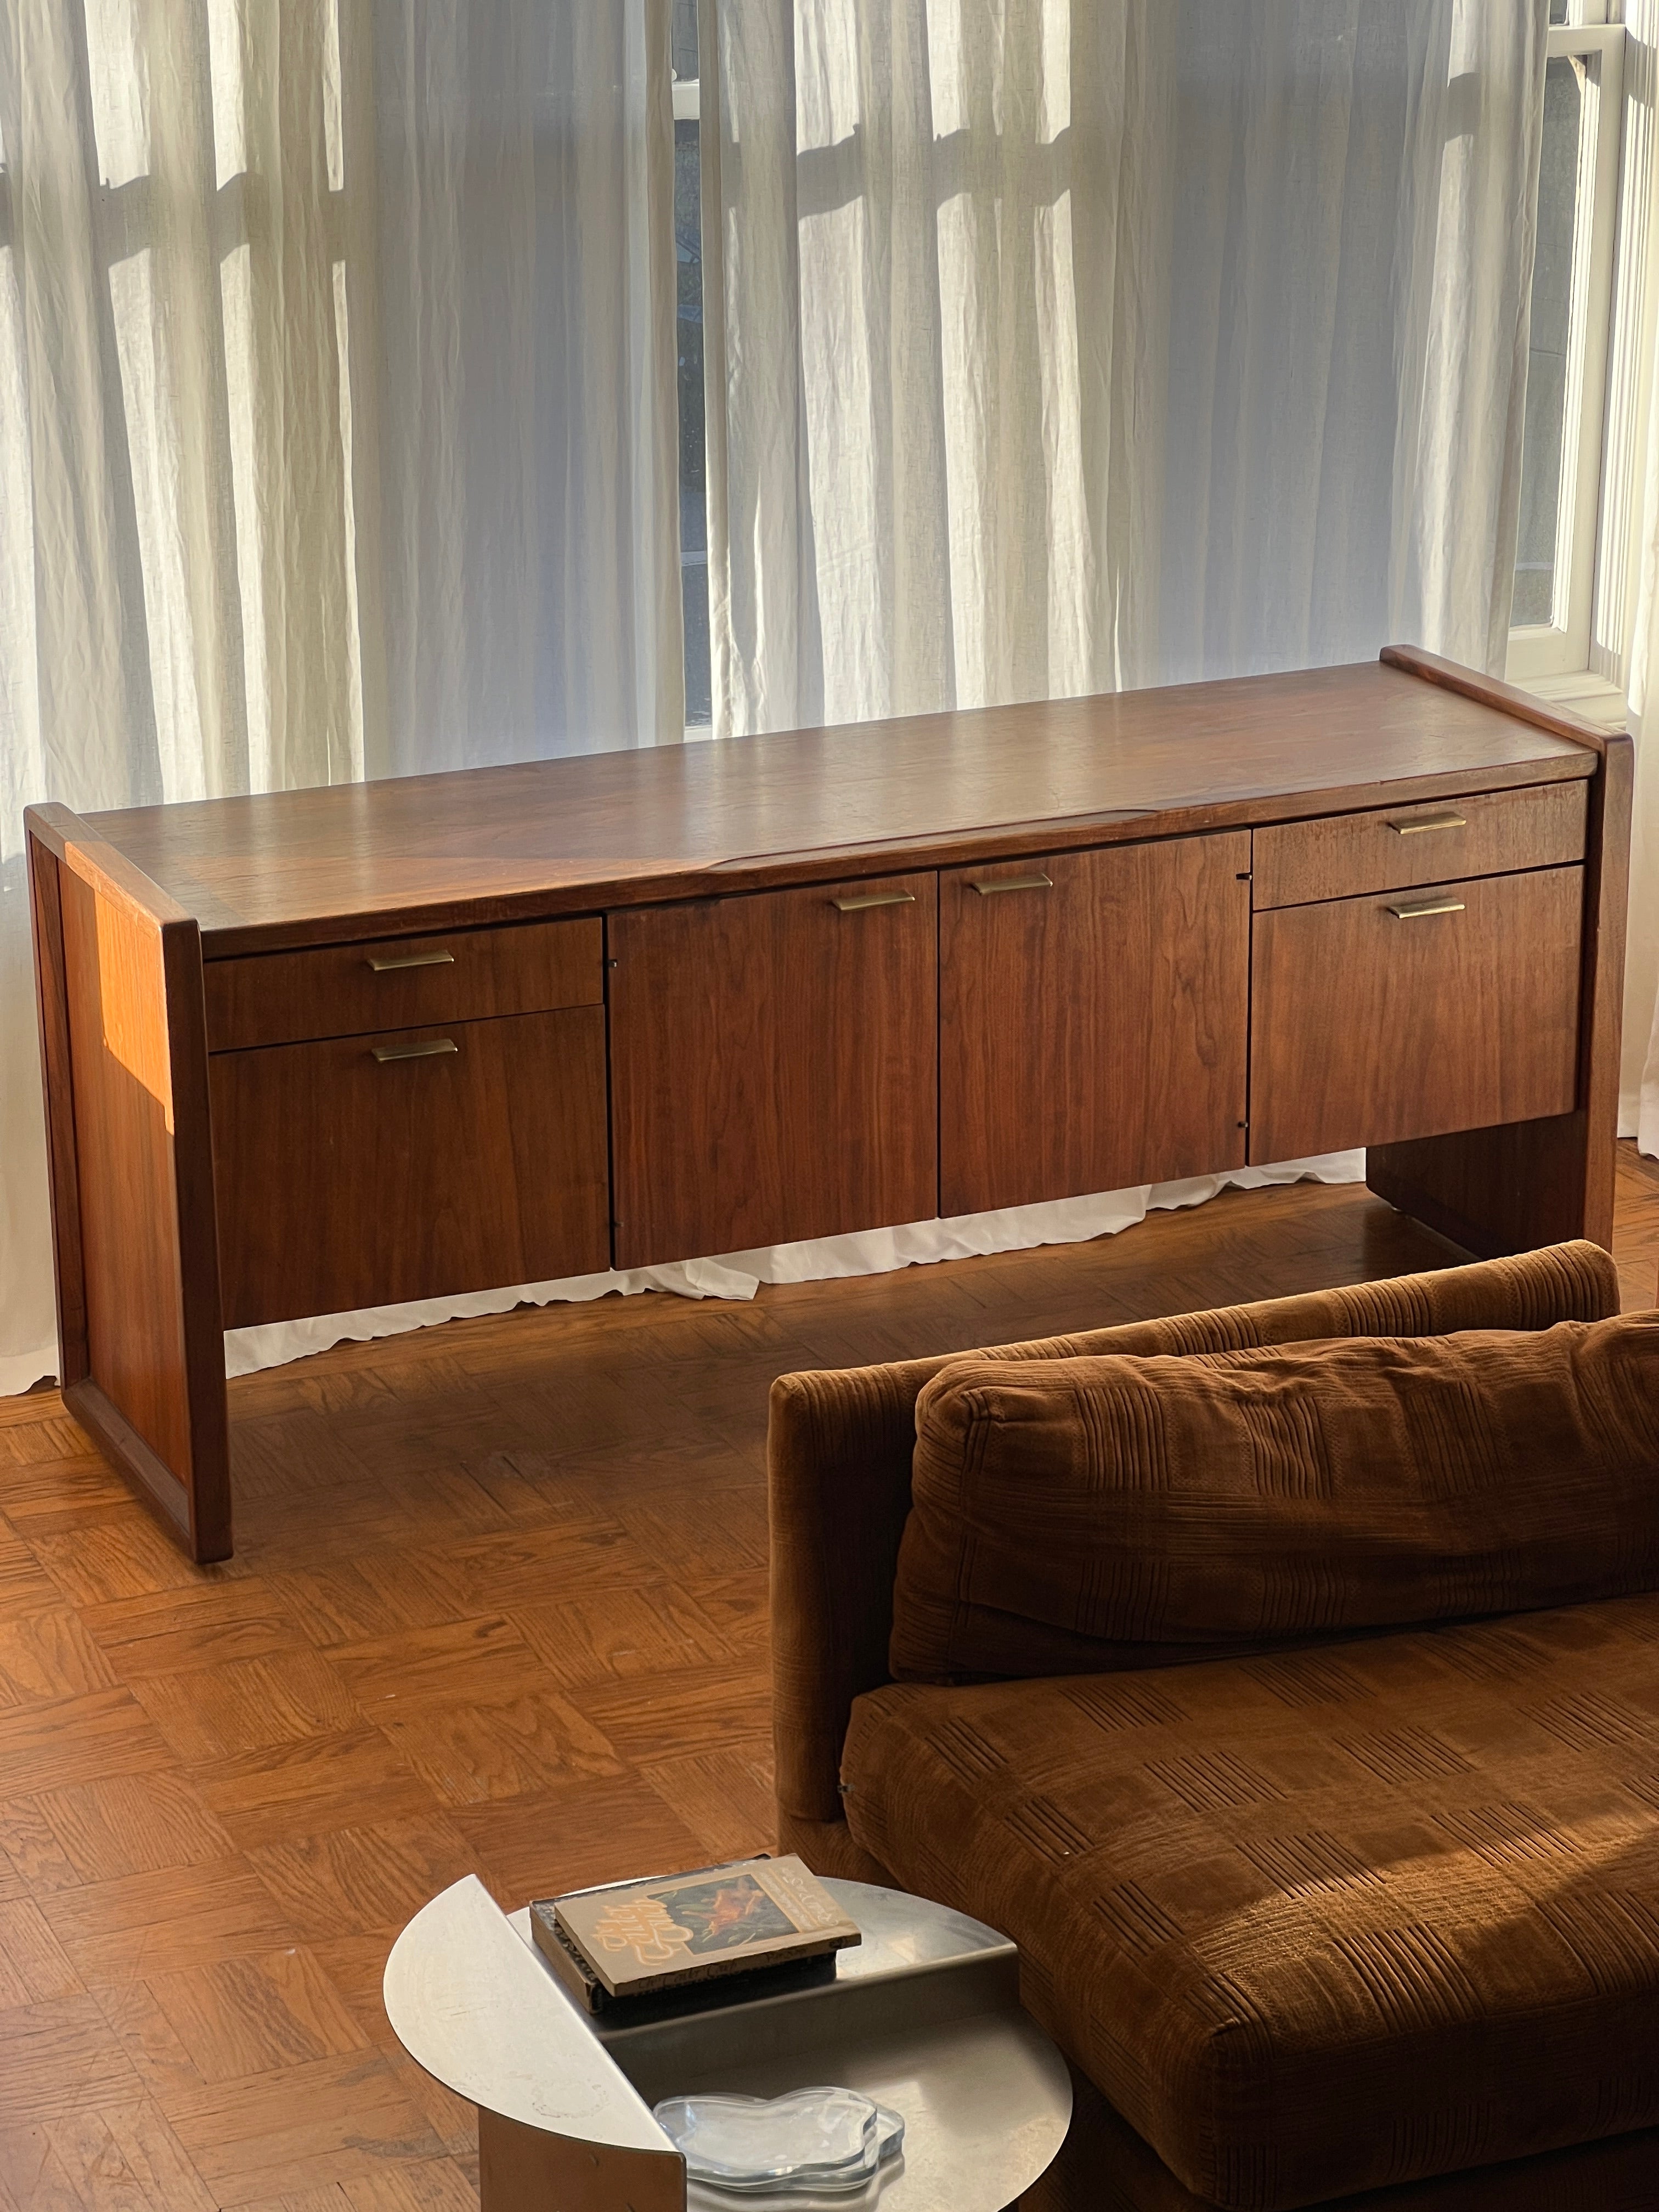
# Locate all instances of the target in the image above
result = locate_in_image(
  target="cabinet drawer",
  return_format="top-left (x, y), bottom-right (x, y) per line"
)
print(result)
top-left (1249, 866), bottom-right (1582, 1163)
top-left (204, 917), bottom-right (602, 1052)
top-left (1251, 782), bottom-right (1587, 910)
top-left (210, 1007), bottom-right (610, 1326)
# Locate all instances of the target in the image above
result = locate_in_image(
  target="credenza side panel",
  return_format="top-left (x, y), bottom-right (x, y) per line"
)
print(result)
top-left (608, 874), bottom-right (939, 1269)
top-left (939, 833), bottom-right (1251, 1216)
top-left (34, 814), bottom-right (232, 1561)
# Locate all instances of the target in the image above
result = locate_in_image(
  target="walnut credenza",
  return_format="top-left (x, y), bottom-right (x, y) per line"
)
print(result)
top-left (26, 647), bottom-right (1633, 1560)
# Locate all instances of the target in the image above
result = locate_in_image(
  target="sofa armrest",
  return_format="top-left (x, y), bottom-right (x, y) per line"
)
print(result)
top-left (768, 1239), bottom-right (1621, 1835)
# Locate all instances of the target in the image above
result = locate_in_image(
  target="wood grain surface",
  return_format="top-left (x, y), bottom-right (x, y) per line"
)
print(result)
top-left (57, 859), bottom-right (188, 1462)
top-left (66, 661), bottom-right (1596, 956)
top-left (1251, 782), bottom-right (1588, 909)
top-left (608, 874), bottom-right (938, 1268)
top-left (42, 820), bottom-right (231, 1562)
top-left (939, 833), bottom-right (1250, 1214)
top-left (1378, 642), bottom-right (1610, 757)
top-left (211, 1009), bottom-right (612, 1327)
top-left (1250, 867), bottom-right (1584, 1163)
top-left (27, 655), bottom-right (1622, 1568)
top-left (204, 919), bottom-right (603, 1053)
top-left (0, 1170), bottom-right (1655, 2205)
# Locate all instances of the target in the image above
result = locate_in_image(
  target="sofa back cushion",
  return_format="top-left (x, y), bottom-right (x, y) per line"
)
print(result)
top-left (889, 1313), bottom-right (1659, 1683)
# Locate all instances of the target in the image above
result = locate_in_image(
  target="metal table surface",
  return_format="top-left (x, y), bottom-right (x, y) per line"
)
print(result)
top-left (385, 1872), bottom-right (1072, 2211)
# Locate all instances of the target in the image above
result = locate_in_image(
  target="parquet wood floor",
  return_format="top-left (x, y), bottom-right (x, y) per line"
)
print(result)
top-left (0, 1161), bottom-right (1655, 2208)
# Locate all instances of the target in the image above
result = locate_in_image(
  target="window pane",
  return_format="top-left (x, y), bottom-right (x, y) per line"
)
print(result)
top-left (672, 0), bottom-right (698, 84)
top-left (673, 0), bottom-right (711, 726)
top-left (1513, 56), bottom-right (1581, 628)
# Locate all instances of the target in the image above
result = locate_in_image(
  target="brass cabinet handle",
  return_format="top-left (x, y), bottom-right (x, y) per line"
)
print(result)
top-left (1386, 898), bottom-right (1466, 921)
top-left (371, 1037), bottom-right (459, 1062)
top-left (366, 949), bottom-right (456, 972)
top-left (1386, 812), bottom-right (1467, 836)
top-left (831, 891), bottom-right (917, 912)
top-left (969, 872), bottom-right (1054, 895)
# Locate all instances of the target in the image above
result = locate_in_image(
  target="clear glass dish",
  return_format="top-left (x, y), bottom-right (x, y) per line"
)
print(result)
top-left (653, 2085), bottom-right (905, 2193)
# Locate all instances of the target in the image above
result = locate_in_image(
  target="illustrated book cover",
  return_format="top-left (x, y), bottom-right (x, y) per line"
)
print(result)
top-left (537, 1854), bottom-right (861, 2000)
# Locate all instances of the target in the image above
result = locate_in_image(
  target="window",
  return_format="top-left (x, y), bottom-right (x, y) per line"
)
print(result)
top-left (1508, 3), bottom-right (1623, 684)
top-left (672, 0), bottom-right (712, 728)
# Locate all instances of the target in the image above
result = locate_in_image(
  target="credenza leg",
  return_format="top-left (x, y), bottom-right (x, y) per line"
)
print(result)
top-left (1368, 1110), bottom-right (1607, 1259)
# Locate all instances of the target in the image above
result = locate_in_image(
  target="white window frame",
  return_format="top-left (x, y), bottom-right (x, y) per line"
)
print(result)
top-left (1508, 12), bottom-right (1625, 684)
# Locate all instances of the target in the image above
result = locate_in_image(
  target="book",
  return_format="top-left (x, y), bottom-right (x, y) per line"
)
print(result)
top-left (528, 1897), bottom-right (838, 2020)
top-left (533, 1854), bottom-right (861, 2002)
top-left (529, 1904), bottom-right (611, 2013)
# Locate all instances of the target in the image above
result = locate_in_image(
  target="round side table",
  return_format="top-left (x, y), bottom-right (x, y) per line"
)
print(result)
top-left (385, 1871), bottom-right (1072, 2211)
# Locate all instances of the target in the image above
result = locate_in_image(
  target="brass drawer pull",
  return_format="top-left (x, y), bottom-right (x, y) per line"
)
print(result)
top-left (970, 872), bottom-right (1054, 895)
top-left (366, 949), bottom-right (456, 972)
top-left (1387, 812), bottom-right (1467, 836)
top-left (371, 1037), bottom-right (459, 1062)
top-left (1386, 898), bottom-right (1466, 921)
top-left (832, 891), bottom-right (917, 912)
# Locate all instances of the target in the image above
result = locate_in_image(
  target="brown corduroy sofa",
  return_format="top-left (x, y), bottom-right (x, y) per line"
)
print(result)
top-left (767, 1240), bottom-right (1659, 2212)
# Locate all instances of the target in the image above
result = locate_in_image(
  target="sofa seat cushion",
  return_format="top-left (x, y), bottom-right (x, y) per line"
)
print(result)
top-left (843, 1592), bottom-right (1659, 2212)
top-left (890, 1316), bottom-right (1659, 1683)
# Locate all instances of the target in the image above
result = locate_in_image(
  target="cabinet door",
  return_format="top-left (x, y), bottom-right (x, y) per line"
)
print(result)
top-left (1249, 866), bottom-right (1583, 1163)
top-left (939, 833), bottom-right (1250, 1217)
top-left (211, 1007), bottom-right (611, 1326)
top-left (609, 873), bottom-right (938, 1268)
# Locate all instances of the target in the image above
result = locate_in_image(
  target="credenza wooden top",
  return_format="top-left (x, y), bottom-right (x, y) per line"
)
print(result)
top-left (70, 657), bottom-right (1598, 956)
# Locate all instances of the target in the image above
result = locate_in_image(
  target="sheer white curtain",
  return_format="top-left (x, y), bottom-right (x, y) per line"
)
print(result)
top-left (370, 5), bottom-right (683, 774)
top-left (0, 0), bottom-right (1553, 1396)
top-left (701, 0), bottom-right (1544, 734)
top-left (0, 0), bottom-right (682, 1395)
top-left (665, 0), bottom-right (1544, 1315)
